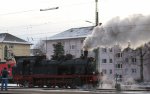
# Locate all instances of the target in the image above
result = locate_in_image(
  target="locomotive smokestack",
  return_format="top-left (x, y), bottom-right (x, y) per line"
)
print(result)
top-left (84, 50), bottom-right (88, 57)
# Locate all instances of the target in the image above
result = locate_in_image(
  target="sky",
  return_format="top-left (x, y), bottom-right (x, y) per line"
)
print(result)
top-left (0, 0), bottom-right (150, 46)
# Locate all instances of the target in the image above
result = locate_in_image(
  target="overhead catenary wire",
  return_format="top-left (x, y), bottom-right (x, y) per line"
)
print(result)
top-left (0, 0), bottom-right (94, 35)
top-left (0, 1), bottom-right (93, 16)
top-left (0, 9), bottom-right (37, 16)
top-left (0, 0), bottom-right (95, 38)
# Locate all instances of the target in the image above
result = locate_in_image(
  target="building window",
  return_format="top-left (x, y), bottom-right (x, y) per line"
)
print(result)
top-left (9, 45), bottom-right (14, 48)
top-left (110, 69), bottom-right (112, 74)
top-left (131, 69), bottom-right (136, 73)
top-left (109, 48), bottom-right (113, 52)
top-left (102, 59), bottom-right (107, 63)
top-left (116, 53), bottom-right (122, 58)
top-left (72, 45), bottom-right (75, 49)
top-left (8, 52), bottom-right (14, 58)
top-left (70, 45), bottom-right (76, 49)
top-left (4, 46), bottom-right (8, 59)
top-left (109, 59), bottom-right (113, 63)
top-left (102, 69), bottom-right (107, 74)
top-left (118, 75), bottom-right (122, 81)
top-left (132, 58), bottom-right (136, 62)
top-left (102, 48), bottom-right (107, 52)
top-left (116, 64), bottom-right (122, 69)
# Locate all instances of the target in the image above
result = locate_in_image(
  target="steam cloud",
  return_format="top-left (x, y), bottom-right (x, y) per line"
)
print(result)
top-left (83, 14), bottom-right (150, 50)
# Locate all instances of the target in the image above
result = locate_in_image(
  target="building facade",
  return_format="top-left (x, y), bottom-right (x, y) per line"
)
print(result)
top-left (0, 33), bottom-right (31, 61)
top-left (97, 47), bottom-right (116, 83)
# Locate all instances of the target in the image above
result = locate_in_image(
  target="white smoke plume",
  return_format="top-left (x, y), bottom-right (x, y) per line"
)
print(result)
top-left (83, 14), bottom-right (150, 50)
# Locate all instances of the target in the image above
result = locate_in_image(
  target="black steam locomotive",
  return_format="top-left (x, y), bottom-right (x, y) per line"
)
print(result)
top-left (12, 54), bottom-right (100, 88)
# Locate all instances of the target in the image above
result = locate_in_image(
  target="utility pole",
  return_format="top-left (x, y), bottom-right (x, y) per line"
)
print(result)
top-left (85, 0), bottom-right (101, 26)
top-left (95, 0), bottom-right (99, 26)
top-left (139, 47), bottom-right (144, 82)
top-left (95, 0), bottom-right (100, 73)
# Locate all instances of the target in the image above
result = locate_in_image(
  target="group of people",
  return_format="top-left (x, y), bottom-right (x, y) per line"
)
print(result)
top-left (1, 67), bottom-right (9, 91)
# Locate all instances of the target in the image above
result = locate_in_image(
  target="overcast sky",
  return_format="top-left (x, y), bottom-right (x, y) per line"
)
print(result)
top-left (0, 0), bottom-right (150, 45)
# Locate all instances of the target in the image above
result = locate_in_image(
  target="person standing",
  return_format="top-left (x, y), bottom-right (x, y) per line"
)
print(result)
top-left (1, 67), bottom-right (9, 91)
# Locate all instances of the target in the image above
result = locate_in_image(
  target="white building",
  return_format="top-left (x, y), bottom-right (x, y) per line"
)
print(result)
top-left (97, 44), bottom-right (150, 83)
top-left (45, 26), bottom-right (94, 59)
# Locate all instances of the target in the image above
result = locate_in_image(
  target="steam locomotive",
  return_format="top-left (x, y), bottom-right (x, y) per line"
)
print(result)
top-left (12, 53), bottom-right (100, 88)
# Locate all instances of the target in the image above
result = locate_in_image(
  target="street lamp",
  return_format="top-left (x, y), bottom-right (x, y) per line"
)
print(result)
top-left (85, 20), bottom-right (93, 24)
top-left (40, 7), bottom-right (59, 11)
top-left (115, 73), bottom-right (121, 91)
top-left (85, 20), bottom-right (95, 26)
top-left (85, 20), bottom-right (102, 26)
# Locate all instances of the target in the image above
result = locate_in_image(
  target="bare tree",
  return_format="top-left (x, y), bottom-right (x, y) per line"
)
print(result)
top-left (32, 40), bottom-right (46, 56)
top-left (135, 44), bottom-right (150, 82)
top-left (120, 43), bottom-right (150, 82)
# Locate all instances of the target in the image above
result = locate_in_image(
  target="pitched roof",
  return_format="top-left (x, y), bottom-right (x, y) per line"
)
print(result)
top-left (48, 26), bottom-right (94, 40)
top-left (0, 33), bottom-right (31, 45)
